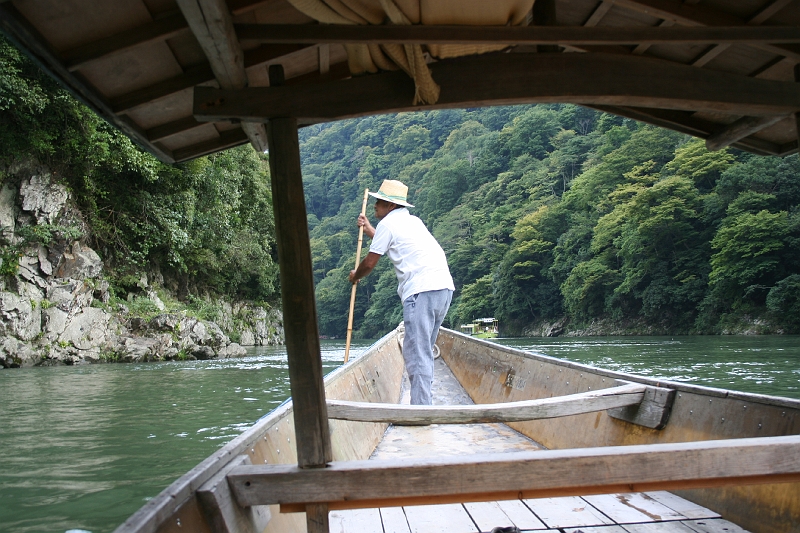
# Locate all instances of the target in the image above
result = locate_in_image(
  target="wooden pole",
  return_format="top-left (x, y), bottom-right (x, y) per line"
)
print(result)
top-left (267, 64), bottom-right (331, 533)
top-left (344, 188), bottom-right (370, 363)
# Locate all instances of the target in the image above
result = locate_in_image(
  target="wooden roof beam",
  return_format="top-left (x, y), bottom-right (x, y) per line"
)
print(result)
top-left (146, 116), bottom-right (204, 143)
top-left (171, 128), bottom-right (249, 161)
top-left (0, 3), bottom-right (176, 163)
top-left (532, 0), bottom-right (559, 53)
top-left (615, 0), bottom-right (800, 61)
top-left (614, 0), bottom-right (742, 27)
top-left (141, 59), bottom-right (350, 144)
top-left (584, 0), bottom-right (615, 27)
top-left (589, 105), bottom-right (783, 155)
top-left (62, 12), bottom-right (190, 72)
top-left (176, 0), bottom-right (268, 152)
top-left (555, 0), bottom-right (611, 54)
top-left (632, 19), bottom-right (674, 56)
top-left (110, 44), bottom-right (309, 113)
top-left (234, 24), bottom-right (800, 46)
top-left (705, 115), bottom-right (788, 151)
top-left (692, 0), bottom-right (794, 68)
top-left (193, 53), bottom-right (800, 123)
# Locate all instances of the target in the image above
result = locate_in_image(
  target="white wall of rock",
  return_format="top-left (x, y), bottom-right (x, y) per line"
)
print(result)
top-left (0, 162), bottom-right (283, 368)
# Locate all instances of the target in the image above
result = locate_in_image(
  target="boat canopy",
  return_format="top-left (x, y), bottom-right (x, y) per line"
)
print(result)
top-left (2, 0), bottom-right (800, 163)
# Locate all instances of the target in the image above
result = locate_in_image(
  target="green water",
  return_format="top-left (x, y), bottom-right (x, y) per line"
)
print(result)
top-left (1, 336), bottom-right (799, 533)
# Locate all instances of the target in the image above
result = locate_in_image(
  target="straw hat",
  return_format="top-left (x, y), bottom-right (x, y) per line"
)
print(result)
top-left (368, 179), bottom-right (414, 207)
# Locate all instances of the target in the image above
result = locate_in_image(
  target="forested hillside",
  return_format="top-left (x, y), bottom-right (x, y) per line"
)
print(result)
top-left (301, 106), bottom-right (800, 337)
top-left (1, 38), bottom-right (279, 305)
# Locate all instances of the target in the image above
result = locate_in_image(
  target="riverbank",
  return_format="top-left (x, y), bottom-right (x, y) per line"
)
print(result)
top-left (0, 163), bottom-right (284, 368)
top-left (517, 314), bottom-right (789, 338)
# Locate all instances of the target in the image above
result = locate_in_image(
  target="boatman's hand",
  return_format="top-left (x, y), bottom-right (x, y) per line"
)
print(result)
top-left (350, 253), bottom-right (379, 285)
top-left (357, 214), bottom-right (375, 238)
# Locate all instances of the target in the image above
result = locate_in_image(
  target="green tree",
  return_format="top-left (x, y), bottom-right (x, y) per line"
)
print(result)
top-left (709, 209), bottom-right (789, 304)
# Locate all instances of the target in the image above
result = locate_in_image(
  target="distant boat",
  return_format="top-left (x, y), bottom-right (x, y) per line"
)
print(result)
top-left (115, 326), bottom-right (800, 533)
top-left (460, 317), bottom-right (499, 338)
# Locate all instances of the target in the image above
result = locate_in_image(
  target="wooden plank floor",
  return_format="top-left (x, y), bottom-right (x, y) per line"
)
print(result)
top-left (329, 357), bottom-right (751, 533)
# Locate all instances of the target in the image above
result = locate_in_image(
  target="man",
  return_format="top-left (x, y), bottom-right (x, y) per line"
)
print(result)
top-left (349, 179), bottom-right (454, 405)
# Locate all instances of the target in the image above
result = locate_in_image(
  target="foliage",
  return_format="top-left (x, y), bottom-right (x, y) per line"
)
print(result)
top-left (1, 37), bottom-right (279, 304)
top-left (15, 224), bottom-right (83, 246)
top-left (124, 295), bottom-right (163, 318)
top-left (766, 275), bottom-right (800, 330)
top-left (299, 104), bottom-right (800, 337)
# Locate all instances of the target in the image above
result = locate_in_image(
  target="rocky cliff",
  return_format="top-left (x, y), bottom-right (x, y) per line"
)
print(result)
top-left (0, 161), bottom-right (284, 368)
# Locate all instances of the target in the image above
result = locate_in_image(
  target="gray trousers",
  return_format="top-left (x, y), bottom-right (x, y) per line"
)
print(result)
top-left (402, 289), bottom-right (453, 405)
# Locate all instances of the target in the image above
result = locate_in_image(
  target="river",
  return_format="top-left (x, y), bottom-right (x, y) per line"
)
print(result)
top-left (1, 335), bottom-right (798, 533)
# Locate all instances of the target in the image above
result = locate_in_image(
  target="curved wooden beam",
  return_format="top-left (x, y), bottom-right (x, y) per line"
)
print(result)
top-left (326, 383), bottom-right (648, 425)
top-left (193, 53), bottom-right (800, 123)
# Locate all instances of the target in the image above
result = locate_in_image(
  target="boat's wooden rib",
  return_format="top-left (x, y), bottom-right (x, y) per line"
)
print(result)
top-left (197, 455), bottom-right (271, 533)
top-left (326, 382), bottom-right (654, 425)
top-left (222, 435), bottom-right (800, 512)
top-left (608, 379), bottom-right (677, 429)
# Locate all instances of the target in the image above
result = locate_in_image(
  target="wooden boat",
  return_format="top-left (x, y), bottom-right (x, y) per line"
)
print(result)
top-left (5, 2), bottom-right (800, 532)
top-left (115, 325), bottom-right (800, 533)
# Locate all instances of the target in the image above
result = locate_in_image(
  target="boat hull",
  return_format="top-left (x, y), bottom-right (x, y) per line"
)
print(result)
top-left (437, 328), bottom-right (800, 533)
top-left (117, 327), bottom-right (800, 533)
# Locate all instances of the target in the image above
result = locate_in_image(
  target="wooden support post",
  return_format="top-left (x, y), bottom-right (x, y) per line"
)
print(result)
top-left (266, 63), bottom-right (331, 533)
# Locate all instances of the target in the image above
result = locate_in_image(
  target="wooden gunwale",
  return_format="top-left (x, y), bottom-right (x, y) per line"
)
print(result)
top-left (440, 328), bottom-right (800, 408)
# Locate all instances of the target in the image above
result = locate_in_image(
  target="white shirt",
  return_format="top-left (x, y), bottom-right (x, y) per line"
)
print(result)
top-left (369, 208), bottom-right (454, 302)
